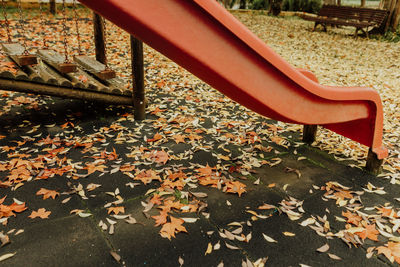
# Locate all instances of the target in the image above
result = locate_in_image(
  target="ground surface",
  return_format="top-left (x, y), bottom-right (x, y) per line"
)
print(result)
top-left (0, 8), bottom-right (399, 267)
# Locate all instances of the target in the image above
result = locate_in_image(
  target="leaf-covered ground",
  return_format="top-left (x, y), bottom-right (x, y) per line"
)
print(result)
top-left (0, 7), bottom-right (399, 266)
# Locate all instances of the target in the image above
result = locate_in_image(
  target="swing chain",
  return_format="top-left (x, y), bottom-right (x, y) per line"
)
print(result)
top-left (1, 0), bottom-right (12, 43)
top-left (61, 0), bottom-right (70, 63)
top-left (72, 0), bottom-right (82, 55)
top-left (101, 16), bottom-right (110, 70)
top-left (38, 0), bottom-right (48, 48)
top-left (17, 0), bottom-right (29, 55)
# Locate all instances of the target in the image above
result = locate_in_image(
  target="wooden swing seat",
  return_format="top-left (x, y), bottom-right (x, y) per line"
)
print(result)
top-left (74, 55), bottom-right (116, 80)
top-left (1, 43), bottom-right (37, 66)
top-left (0, 48), bottom-right (133, 106)
top-left (37, 49), bottom-right (78, 74)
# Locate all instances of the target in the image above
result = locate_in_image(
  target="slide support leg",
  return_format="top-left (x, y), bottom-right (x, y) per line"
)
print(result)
top-left (366, 149), bottom-right (383, 175)
top-left (302, 125), bottom-right (318, 144)
top-left (131, 35), bottom-right (146, 120)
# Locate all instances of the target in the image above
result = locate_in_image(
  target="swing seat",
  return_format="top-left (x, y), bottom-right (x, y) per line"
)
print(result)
top-left (37, 49), bottom-right (78, 73)
top-left (1, 43), bottom-right (37, 66)
top-left (74, 55), bottom-right (116, 80)
top-left (0, 52), bottom-right (133, 105)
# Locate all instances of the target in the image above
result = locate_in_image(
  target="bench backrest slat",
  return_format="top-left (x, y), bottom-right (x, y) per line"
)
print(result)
top-left (317, 5), bottom-right (388, 25)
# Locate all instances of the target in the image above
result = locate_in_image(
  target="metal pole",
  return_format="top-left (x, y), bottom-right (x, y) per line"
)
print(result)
top-left (130, 35), bottom-right (146, 120)
top-left (93, 12), bottom-right (106, 64)
top-left (302, 125), bottom-right (318, 144)
top-left (50, 0), bottom-right (56, 15)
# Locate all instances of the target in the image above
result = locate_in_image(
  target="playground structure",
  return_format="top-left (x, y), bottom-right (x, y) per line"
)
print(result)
top-left (0, 0), bottom-right (389, 173)
top-left (0, 0), bottom-right (146, 119)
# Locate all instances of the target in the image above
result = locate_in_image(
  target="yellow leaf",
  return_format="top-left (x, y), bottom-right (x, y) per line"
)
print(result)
top-left (283, 232), bottom-right (296, 236)
top-left (205, 242), bottom-right (213, 255)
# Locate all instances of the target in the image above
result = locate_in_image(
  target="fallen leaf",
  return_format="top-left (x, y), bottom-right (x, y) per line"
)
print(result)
top-left (28, 208), bottom-right (51, 219)
top-left (356, 224), bottom-right (379, 241)
top-left (110, 251), bottom-right (121, 263)
top-left (225, 242), bottom-right (239, 250)
top-left (316, 243), bottom-right (329, 253)
top-left (159, 216), bottom-right (187, 240)
top-left (0, 232), bottom-right (10, 247)
top-left (107, 206), bottom-right (125, 215)
top-left (178, 256), bottom-right (184, 266)
top-left (262, 233), bottom-right (277, 243)
top-left (258, 203), bottom-right (276, 210)
top-left (205, 242), bottom-right (213, 255)
top-left (36, 188), bottom-right (59, 200)
top-left (328, 253), bottom-right (342, 260)
top-left (0, 252), bottom-right (16, 262)
top-left (283, 231), bottom-right (295, 237)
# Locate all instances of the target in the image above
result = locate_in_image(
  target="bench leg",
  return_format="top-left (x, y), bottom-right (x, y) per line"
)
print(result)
top-left (365, 148), bottom-right (383, 175)
top-left (354, 28), bottom-right (359, 37)
top-left (302, 125), bottom-right (318, 144)
top-left (363, 28), bottom-right (369, 39)
top-left (313, 22), bottom-right (318, 31)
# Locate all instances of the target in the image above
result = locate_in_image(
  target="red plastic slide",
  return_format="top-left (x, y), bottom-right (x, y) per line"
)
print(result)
top-left (79, 0), bottom-right (387, 160)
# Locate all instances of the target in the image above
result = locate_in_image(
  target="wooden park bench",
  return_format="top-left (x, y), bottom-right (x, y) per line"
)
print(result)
top-left (300, 5), bottom-right (389, 37)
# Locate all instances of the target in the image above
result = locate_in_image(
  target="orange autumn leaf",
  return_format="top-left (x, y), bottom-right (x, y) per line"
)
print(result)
top-left (36, 188), bottom-right (60, 200)
top-left (198, 176), bottom-right (220, 188)
top-left (342, 211), bottom-right (362, 226)
top-left (0, 196), bottom-right (6, 205)
top-left (377, 207), bottom-right (398, 218)
top-left (152, 210), bottom-right (168, 226)
top-left (150, 194), bottom-right (163, 205)
top-left (147, 133), bottom-right (163, 143)
top-left (159, 198), bottom-right (186, 213)
top-left (269, 135), bottom-right (285, 145)
top-left (0, 200), bottom-right (28, 218)
top-left (134, 169), bottom-right (162, 185)
top-left (0, 163), bottom-right (7, 171)
top-left (159, 216), bottom-right (187, 240)
top-left (28, 208), bottom-right (51, 219)
top-left (85, 163), bottom-right (107, 175)
top-left (60, 122), bottom-right (74, 129)
top-left (162, 177), bottom-right (185, 190)
top-left (149, 150), bottom-right (169, 165)
top-left (107, 206), bottom-right (125, 215)
top-left (356, 224), bottom-right (379, 241)
top-left (96, 148), bottom-right (118, 161)
top-left (334, 190), bottom-right (353, 200)
top-left (167, 171), bottom-right (187, 181)
top-left (150, 107), bottom-right (166, 115)
top-left (258, 203), bottom-right (276, 210)
top-left (225, 181), bottom-right (246, 197)
top-left (377, 242), bottom-right (400, 264)
top-left (187, 134), bottom-right (202, 141)
top-left (195, 164), bottom-right (215, 176)
top-left (173, 134), bottom-right (186, 144)
top-left (8, 202), bottom-right (28, 213)
top-left (119, 164), bottom-right (135, 172)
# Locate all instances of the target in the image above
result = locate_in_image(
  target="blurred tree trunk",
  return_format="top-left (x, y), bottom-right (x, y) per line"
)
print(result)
top-left (240, 0), bottom-right (246, 8)
top-left (385, 0), bottom-right (400, 31)
top-left (323, 0), bottom-right (337, 5)
top-left (50, 0), bottom-right (56, 15)
top-left (391, 0), bottom-right (400, 30)
top-left (361, 0), bottom-right (366, 7)
top-left (380, 0), bottom-right (391, 8)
